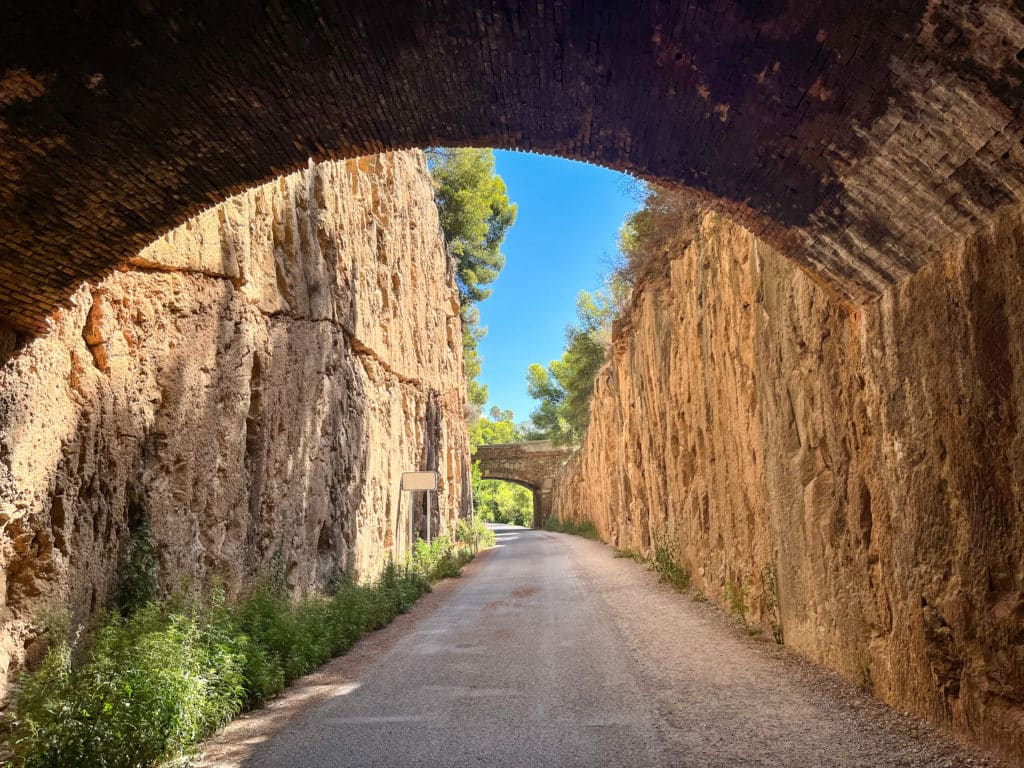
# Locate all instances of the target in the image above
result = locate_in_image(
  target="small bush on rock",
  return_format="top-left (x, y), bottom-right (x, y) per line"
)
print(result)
top-left (653, 547), bottom-right (690, 592)
top-left (724, 580), bottom-right (749, 623)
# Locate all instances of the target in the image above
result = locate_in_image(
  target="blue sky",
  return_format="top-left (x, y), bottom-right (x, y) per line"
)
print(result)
top-left (476, 150), bottom-right (638, 422)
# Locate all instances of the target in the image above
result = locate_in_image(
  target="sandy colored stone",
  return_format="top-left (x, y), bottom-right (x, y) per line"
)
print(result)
top-left (552, 209), bottom-right (1024, 766)
top-left (0, 151), bottom-right (469, 698)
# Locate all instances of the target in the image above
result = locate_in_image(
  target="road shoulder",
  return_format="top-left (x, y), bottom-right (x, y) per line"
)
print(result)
top-left (198, 549), bottom-right (495, 767)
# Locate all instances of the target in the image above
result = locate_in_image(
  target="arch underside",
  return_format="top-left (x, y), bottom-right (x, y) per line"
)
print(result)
top-left (477, 472), bottom-right (546, 528)
top-left (3, 2), bottom-right (1024, 332)
top-left (478, 474), bottom-right (540, 494)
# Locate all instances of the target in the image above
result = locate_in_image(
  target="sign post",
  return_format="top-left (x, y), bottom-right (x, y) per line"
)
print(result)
top-left (400, 471), bottom-right (438, 562)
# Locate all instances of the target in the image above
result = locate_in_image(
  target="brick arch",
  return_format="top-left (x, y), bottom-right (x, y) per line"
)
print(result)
top-left (3, 2), bottom-right (1024, 332)
top-left (472, 441), bottom-right (571, 528)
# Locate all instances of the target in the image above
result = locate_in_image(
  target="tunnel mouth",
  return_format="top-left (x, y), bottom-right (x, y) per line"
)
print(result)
top-left (6, 0), bottom-right (1019, 333)
top-left (473, 477), bottom-right (536, 529)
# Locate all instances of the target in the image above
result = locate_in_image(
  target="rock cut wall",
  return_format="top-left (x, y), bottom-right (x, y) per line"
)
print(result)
top-left (552, 210), bottom-right (1024, 764)
top-left (0, 151), bottom-right (470, 697)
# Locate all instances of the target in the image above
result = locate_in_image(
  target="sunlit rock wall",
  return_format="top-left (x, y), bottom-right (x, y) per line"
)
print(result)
top-left (552, 210), bottom-right (1024, 764)
top-left (0, 151), bottom-right (470, 697)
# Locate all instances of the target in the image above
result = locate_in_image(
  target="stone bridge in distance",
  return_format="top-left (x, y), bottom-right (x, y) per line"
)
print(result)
top-left (471, 441), bottom-right (571, 528)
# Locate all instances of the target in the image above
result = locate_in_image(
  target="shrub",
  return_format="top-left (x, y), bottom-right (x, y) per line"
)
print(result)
top-left (653, 547), bottom-right (690, 592)
top-left (115, 519), bottom-right (158, 617)
top-left (410, 536), bottom-right (466, 581)
top-left (455, 517), bottom-right (496, 549)
top-left (7, 602), bottom-right (246, 768)
top-left (5, 560), bottom-right (436, 768)
top-left (723, 580), bottom-right (748, 623)
top-left (433, 550), bottom-right (464, 581)
top-left (613, 548), bottom-right (647, 562)
top-left (231, 586), bottom-right (322, 688)
top-left (543, 518), bottom-right (600, 540)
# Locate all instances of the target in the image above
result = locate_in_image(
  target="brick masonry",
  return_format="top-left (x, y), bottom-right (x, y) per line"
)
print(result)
top-left (3, 1), bottom-right (1024, 333)
top-left (472, 441), bottom-right (570, 528)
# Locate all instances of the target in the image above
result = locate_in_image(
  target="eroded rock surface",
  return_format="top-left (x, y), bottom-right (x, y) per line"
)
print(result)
top-left (552, 210), bottom-right (1024, 764)
top-left (0, 151), bottom-right (469, 698)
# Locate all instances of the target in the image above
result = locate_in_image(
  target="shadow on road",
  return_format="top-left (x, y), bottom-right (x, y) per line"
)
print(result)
top-left (486, 523), bottom-right (542, 546)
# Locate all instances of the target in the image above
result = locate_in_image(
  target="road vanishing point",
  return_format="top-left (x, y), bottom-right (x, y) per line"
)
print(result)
top-left (200, 525), bottom-right (1003, 768)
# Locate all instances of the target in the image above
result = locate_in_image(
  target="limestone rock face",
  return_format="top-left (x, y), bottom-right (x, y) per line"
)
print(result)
top-left (552, 210), bottom-right (1024, 765)
top-left (0, 151), bottom-right (470, 698)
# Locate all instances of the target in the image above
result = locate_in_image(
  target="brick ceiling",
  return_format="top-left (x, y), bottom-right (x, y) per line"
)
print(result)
top-left (2, 1), bottom-right (1024, 332)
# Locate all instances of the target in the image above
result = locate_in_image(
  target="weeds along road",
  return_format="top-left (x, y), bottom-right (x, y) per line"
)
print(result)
top-left (200, 524), bottom-right (1005, 768)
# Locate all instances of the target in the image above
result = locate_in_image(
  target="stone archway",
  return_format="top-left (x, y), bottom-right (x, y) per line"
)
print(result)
top-left (472, 441), bottom-right (571, 528)
top-left (3, 2), bottom-right (1024, 332)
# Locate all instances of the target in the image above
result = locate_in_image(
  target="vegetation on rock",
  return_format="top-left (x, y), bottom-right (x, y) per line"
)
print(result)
top-left (542, 518), bottom-right (600, 540)
top-left (615, 184), bottom-right (700, 287)
top-left (4, 520), bottom-right (491, 768)
top-left (114, 517), bottom-right (158, 617)
top-left (653, 546), bottom-right (691, 593)
top-left (723, 580), bottom-right (749, 623)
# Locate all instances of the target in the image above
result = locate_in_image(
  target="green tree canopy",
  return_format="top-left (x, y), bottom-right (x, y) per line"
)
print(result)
top-left (525, 184), bottom-right (694, 446)
top-left (429, 148), bottom-right (517, 414)
top-left (469, 405), bottom-right (521, 448)
top-left (430, 148), bottom-right (517, 307)
top-left (463, 317), bottom-right (488, 409)
top-left (526, 288), bottom-right (618, 445)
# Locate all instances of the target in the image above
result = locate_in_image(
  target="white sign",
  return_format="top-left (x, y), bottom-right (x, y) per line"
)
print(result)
top-left (401, 471), bottom-right (438, 491)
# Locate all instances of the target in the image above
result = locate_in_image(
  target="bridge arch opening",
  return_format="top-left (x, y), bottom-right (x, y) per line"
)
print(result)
top-left (472, 442), bottom-right (572, 529)
top-left (472, 477), bottom-right (535, 529)
top-left (4, 3), bottom-right (1024, 333)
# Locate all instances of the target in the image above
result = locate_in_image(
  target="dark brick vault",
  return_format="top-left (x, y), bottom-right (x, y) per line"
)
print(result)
top-left (3, 1), bottom-right (1024, 332)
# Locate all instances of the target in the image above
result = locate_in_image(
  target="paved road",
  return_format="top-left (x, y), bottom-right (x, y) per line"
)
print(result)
top-left (201, 525), bottom-right (1004, 768)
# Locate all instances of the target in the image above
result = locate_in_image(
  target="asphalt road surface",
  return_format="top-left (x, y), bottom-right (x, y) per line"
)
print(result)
top-left (200, 524), bottom-right (1005, 768)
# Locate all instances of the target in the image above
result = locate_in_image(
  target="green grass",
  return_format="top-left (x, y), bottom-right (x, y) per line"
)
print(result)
top-left (613, 548), bottom-right (647, 563)
top-left (3, 513), bottom-right (501, 768)
top-left (543, 518), bottom-right (601, 540)
top-left (3, 558), bottom-right (453, 768)
top-left (723, 580), bottom-right (749, 623)
top-left (652, 547), bottom-right (690, 592)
